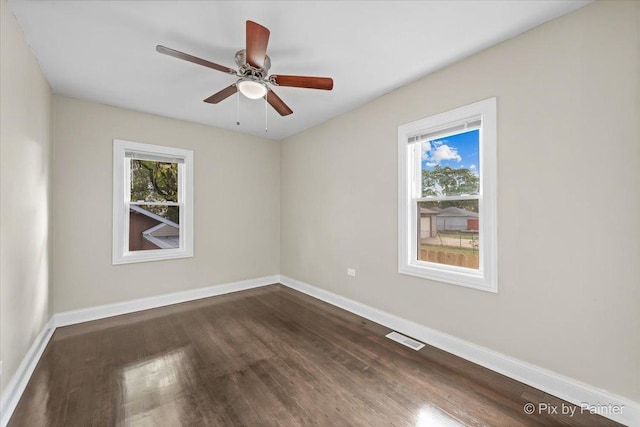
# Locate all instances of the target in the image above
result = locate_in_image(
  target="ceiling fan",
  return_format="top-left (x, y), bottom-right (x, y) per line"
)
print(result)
top-left (156, 20), bottom-right (333, 117)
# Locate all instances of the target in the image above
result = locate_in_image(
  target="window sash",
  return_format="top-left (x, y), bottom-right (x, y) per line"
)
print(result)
top-left (123, 158), bottom-right (185, 253)
top-left (413, 199), bottom-right (481, 268)
top-left (409, 198), bottom-right (482, 263)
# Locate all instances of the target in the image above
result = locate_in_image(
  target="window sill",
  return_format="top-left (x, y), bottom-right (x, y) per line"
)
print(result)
top-left (399, 262), bottom-right (497, 293)
top-left (113, 249), bottom-right (193, 265)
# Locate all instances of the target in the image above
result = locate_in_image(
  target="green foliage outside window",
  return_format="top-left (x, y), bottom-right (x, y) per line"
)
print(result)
top-left (422, 165), bottom-right (479, 211)
top-left (130, 160), bottom-right (179, 223)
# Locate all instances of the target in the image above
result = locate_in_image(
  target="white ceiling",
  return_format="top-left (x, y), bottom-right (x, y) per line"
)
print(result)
top-left (9, 0), bottom-right (589, 141)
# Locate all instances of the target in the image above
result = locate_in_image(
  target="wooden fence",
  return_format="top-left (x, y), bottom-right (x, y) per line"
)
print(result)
top-left (420, 249), bottom-right (479, 269)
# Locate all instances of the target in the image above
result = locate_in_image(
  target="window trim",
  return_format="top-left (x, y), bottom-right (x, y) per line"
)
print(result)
top-left (112, 139), bottom-right (194, 265)
top-left (398, 98), bottom-right (497, 292)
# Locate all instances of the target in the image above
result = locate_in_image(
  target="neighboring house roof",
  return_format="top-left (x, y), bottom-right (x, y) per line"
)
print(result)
top-left (143, 223), bottom-right (179, 249)
top-left (420, 207), bottom-right (440, 215)
top-left (437, 207), bottom-right (479, 218)
top-left (130, 204), bottom-right (179, 228)
top-left (130, 205), bottom-right (180, 249)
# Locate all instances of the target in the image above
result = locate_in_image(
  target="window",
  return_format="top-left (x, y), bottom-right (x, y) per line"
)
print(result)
top-left (398, 98), bottom-right (497, 292)
top-left (113, 139), bottom-right (193, 264)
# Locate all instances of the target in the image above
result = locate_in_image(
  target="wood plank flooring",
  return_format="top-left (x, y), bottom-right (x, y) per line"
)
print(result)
top-left (9, 284), bottom-right (621, 426)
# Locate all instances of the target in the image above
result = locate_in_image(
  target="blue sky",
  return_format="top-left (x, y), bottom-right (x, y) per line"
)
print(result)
top-left (421, 129), bottom-right (479, 174)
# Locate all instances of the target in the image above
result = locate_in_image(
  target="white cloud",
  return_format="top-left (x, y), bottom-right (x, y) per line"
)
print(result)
top-left (424, 143), bottom-right (461, 167)
top-left (422, 140), bottom-right (464, 166)
top-left (469, 164), bottom-right (477, 170)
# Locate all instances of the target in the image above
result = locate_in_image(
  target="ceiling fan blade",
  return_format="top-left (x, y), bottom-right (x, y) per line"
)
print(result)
top-left (266, 89), bottom-right (293, 116)
top-left (204, 84), bottom-right (238, 104)
top-left (271, 75), bottom-right (333, 90)
top-left (246, 21), bottom-right (270, 68)
top-left (156, 45), bottom-right (236, 75)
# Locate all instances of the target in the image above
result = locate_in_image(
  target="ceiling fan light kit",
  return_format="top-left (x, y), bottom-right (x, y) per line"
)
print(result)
top-left (157, 20), bottom-right (334, 126)
top-left (237, 79), bottom-right (267, 100)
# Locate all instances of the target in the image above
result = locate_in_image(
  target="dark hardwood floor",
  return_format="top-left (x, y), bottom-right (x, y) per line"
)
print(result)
top-left (9, 284), bottom-right (621, 426)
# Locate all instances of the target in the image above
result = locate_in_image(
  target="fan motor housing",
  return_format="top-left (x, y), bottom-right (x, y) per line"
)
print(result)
top-left (235, 49), bottom-right (271, 77)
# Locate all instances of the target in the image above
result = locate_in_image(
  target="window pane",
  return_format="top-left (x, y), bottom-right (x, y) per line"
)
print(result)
top-left (130, 160), bottom-right (178, 203)
top-left (421, 129), bottom-right (480, 197)
top-left (417, 200), bottom-right (479, 270)
top-left (129, 205), bottom-right (180, 251)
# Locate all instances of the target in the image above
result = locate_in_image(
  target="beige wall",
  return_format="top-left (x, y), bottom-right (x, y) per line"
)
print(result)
top-left (0, 0), bottom-right (53, 392)
top-left (280, 0), bottom-right (640, 401)
top-left (53, 96), bottom-right (280, 312)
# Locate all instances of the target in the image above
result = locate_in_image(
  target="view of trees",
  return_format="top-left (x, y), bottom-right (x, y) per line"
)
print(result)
top-left (422, 165), bottom-right (479, 211)
top-left (422, 165), bottom-right (479, 196)
top-left (130, 160), bottom-right (179, 223)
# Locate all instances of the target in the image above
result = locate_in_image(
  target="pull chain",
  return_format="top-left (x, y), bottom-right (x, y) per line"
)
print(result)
top-left (264, 93), bottom-right (268, 133)
top-left (236, 90), bottom-right (240, 126)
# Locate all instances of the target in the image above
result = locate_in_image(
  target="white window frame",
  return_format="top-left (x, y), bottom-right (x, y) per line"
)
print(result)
top-left (112, 139), bottom-right (194, 265)
top-left (398, 98), bottom-right (497, 292)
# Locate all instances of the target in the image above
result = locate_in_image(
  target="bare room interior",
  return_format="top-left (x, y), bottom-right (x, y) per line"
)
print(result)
top-left (1, 1), bottom-right (638, 426)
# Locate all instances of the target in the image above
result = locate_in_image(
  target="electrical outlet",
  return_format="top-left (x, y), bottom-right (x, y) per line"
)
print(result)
top-left (347, 268), bottom-right (356, 277)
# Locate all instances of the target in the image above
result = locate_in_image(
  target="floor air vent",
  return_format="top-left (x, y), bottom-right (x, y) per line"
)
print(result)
top-left (385, 331), bottom-right (425, 351)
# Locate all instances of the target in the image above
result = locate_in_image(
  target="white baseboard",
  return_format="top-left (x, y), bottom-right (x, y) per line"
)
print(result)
top-left (279, 275), bottom-right (639, 426)
top-left (0, 317), bottom-right (55, 427)
top-left (55, 275), bottom-right (280, 327)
